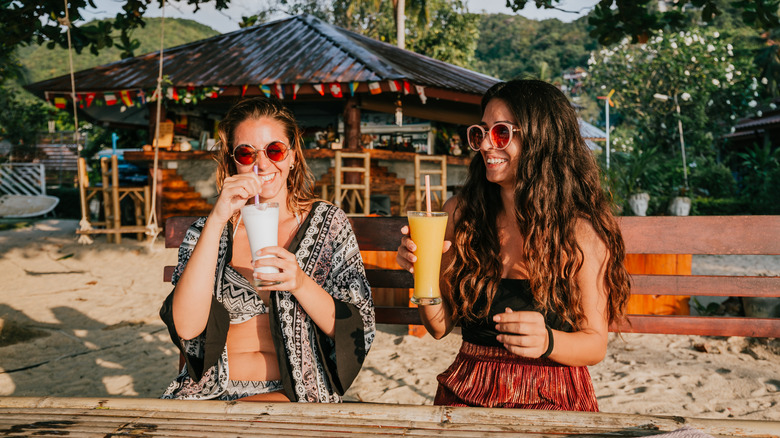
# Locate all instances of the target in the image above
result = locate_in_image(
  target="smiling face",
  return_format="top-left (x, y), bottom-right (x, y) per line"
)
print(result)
top-left (478, 98), bottom-right (521, 188)
top-left (233, 117), bottom-right (294, 205)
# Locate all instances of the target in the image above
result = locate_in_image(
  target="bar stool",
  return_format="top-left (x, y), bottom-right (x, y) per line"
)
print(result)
top-left (400, 155), bottom-right (447, 213)
top-left (79, 156), bottom-right (150, 243)
top-left (334, 150), bottom-right (371, 216)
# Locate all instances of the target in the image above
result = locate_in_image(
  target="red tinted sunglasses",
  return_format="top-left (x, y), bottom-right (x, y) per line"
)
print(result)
top-left (466, 122), bottom-right (520, 151)
top-left (231, 142), bottom-right (290, 165)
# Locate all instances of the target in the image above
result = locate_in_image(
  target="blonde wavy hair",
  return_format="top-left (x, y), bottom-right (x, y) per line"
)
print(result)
top-left (214, 96), bottom-right (315, 218)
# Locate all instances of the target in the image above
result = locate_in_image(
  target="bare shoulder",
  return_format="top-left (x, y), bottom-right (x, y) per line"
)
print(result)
top-left (575, 218), bottom-right (608, 261)
top-left (443, 195), bottom-right (460, 219)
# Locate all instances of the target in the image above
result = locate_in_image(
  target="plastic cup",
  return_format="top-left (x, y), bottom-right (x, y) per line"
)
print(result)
top-left (407, 211), bottom-right (448, 305)
top-left (241, 202), bottom-right (281, 287)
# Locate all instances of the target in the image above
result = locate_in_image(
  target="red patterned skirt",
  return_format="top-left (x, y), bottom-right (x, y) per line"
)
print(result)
top-left (434, 341), bottom-right (599, 411)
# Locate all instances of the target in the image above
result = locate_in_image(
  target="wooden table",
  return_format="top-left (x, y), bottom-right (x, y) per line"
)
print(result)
top-left (0, 397), bottom-right (777, 437)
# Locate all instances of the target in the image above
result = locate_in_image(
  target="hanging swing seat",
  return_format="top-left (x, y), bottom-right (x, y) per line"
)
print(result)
top-left (0, 194), bottom-right (60, 218)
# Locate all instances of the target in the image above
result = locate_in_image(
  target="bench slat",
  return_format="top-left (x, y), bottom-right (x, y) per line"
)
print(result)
top-left (616, 315), bottom-right (780, 337)
top-left (631, 274), bottom-right (780, 297)
top-left (619, 216), bottom-right (780, 255)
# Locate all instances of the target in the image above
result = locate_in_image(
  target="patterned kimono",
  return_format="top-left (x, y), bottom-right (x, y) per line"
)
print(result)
top-left (160, 201), bottom-right (376, 402)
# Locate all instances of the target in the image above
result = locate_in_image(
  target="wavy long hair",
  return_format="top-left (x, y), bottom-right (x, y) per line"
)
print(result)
top-left (445, 80), bottom-right (630, 330)
top-left (215, 96), bottom-right (315, 217)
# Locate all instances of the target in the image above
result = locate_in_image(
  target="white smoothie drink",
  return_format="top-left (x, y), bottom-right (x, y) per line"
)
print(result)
top-left (240, 202), bottom-right (281, 286)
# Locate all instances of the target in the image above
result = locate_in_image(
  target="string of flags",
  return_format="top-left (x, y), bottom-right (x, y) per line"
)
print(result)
top-left (45, 79), bottom-right (429, 110)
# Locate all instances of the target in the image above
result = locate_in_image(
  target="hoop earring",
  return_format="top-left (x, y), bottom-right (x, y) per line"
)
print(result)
top-left (289, 163), bottom-right (294, 170)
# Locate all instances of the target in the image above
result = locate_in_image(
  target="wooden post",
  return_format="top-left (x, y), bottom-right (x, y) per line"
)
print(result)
top-left (148, 103), bottom-right (160, 146)
top-left (111, 155), bottom-right (122, 244)
top-left (343, 96), bottom-right (361, 150)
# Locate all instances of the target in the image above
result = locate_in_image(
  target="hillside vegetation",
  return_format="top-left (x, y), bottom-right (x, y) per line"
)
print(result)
top-left (19, 18), bottom-right (219, 83)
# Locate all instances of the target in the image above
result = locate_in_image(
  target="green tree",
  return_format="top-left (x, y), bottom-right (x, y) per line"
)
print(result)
top-left (587, 27), bottom-right (765, 194)
top-left (241, 0), bottom-right (479, 67)
top-left (503, 0), bottom-right (779, 45)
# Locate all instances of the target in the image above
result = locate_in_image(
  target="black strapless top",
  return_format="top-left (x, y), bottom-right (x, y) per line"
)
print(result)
top-left (460, 279), bottom-right (573, 348)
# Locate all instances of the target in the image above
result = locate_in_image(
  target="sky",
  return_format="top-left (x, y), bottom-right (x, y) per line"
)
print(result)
top-left (80, 0), bottom-right (599, 34)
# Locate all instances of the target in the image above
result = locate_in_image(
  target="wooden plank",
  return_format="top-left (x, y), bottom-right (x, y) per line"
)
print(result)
top-left (631, 274), bottom-right (780, 297)
top-left (350, 216), bottom-right (408, 251)
top-left (376, 306), bottom-right (421, 325)
top-left (615, 315), bottom-right (780, 337)
top-left (365, 269), bottom-right (414, 289)
top-left (165, 216), bottom-right (198, 248)
top-left (0, 397), bottom-right (777, 437)
top-left (619, 216), bottom-right (780, 255)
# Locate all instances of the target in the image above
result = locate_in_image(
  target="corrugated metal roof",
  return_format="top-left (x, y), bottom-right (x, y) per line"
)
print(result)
top-left (27, 14), bottom-right (498, 97)
top-left (579, 119), bottom-right (607, 140)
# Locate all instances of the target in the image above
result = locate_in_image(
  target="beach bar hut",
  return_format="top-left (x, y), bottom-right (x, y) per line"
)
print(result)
top-left (25, 14), bottom-right (501, 221)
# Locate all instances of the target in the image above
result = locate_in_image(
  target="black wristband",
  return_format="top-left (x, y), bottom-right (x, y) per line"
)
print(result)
top-left (540, 324), bottom-right (554, 359)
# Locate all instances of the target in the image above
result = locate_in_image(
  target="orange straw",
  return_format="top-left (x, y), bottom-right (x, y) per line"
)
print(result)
top-left (425, 174), bottom-right (432, 214)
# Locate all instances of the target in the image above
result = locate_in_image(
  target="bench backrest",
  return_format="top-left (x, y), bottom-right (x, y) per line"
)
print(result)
top-left (164, 215), bottom-right (780, 338)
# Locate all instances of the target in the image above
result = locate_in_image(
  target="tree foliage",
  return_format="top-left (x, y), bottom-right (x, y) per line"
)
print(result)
top-left (473, 14), bottom-right (595, 80)
top-left (504, 0), bottom-right (779, 45)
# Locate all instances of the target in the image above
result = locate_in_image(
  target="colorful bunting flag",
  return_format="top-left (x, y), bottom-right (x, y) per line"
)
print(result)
top-left (350, 82), bottom-right (359, 97)
top-left (415, 85), bottom-right (427, 104)
top-left (120, 90), bottom-right (133, 106)
top-left (54, 97), bottom-right (66, 109)
top-left (312, 83), bottom-right (325, 96)
top-left (259, 84), bottom-right (272, 97)
top-left (242, 84), bottom-right (249, 97)
top-left (274, 84), bottom-right (285, 99)
top-left (293, 84), bottom-right (301, 100)
top-left (368, 82), bottom-right (382, 95)
top-left (104, 93), bottom-right (117, 106)
top-left (329, 83), bottom-right (343, 98)
top-left (403, 80), bottom-right (411, 95)
top-left (388, 80), bottom-right (401, 92)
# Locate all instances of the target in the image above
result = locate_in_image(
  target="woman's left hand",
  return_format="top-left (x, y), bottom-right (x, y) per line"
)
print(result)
top-left (494, 309), bottom-right (550, 358)
top-left (252, 246), bottom-right (307, 293)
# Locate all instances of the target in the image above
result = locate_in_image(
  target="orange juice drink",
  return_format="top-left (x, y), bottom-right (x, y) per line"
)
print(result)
top-left (407, 211), bottom-right (448, 305)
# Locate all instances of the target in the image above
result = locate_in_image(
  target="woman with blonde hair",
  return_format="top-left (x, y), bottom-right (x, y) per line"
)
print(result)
top-left (161, 96), bottom-right (375, 402)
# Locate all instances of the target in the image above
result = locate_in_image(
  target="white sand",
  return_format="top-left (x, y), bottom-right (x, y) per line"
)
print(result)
top-left (0, 219), bottom-right (778, 421)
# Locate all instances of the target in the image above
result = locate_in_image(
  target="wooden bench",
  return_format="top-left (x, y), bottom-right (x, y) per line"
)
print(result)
top-left (164, 215), bottom-right (780, 338)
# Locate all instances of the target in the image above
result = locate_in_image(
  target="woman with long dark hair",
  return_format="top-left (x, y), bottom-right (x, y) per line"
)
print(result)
top-left (396, 80), bottom-right (630, 411)
top-left (160, 96), bottom-right (375, 402)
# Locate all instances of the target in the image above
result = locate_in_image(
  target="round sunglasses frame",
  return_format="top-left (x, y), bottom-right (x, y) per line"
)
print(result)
top-left (466, 122), bottom-right (521, 151)
top-left (231, 142), bottom-right (291, 165)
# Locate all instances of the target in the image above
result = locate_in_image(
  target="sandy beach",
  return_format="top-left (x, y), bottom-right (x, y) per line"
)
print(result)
top-left (0, 219), bottom-right (778, 421)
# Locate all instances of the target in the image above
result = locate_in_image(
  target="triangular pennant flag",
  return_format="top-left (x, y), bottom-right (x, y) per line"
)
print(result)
top-left (312, 83), bottom-right (325, 96)
top-left (415, 85), bottom-right (427, 104)
top-left (274, 84), bottom-right (285, 99)
top-left (54, 97), bottom-right (67, 109)
top-left (85, 93), bottom-right (95, 107)
top-left (403, 80), bottom-right (411, 95)
top-left (329, 83), bottom-right (343, 98)
top-left (241, 84), bottom-right (248, 97)
top-left (136, 90), bottom-right (146, 105)
top-left (120, 90), bottom-right (133, 106)
top-left (388, 80), bottom-right (401, 92)
top-left (293, 84), bottom-right (301, 100)
top-left (350, 82), bottom-right (359, 97)
top-left (259, 84), bottom-right (272, 97)
top-left (104, 92), bottom-right (117, 106)
top-left (78, 94), bottom-right (85, 108)
top-left (368, 82), bottom-right (382, 95)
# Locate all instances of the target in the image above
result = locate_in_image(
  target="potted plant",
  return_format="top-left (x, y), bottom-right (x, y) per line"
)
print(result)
top-left (611, 146), bottom-right (659, 216)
